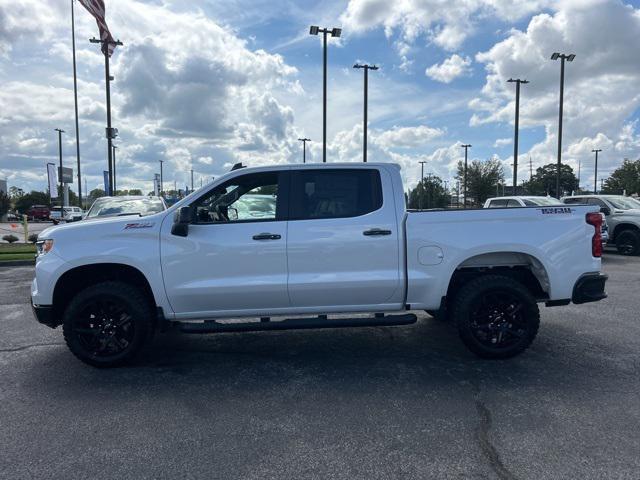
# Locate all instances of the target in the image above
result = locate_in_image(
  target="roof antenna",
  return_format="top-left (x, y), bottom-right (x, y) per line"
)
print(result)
top-left (231, 162), bottom-right (245, 171)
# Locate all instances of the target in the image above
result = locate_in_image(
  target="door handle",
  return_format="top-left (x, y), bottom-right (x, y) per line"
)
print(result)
top-left (363, 228), bottom-right (392, 236)
top-left (252, 233), bottom-right (281, 240)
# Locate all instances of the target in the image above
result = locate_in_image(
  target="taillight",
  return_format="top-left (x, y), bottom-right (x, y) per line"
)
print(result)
top-left (586, 212), bottom-right (602, 257)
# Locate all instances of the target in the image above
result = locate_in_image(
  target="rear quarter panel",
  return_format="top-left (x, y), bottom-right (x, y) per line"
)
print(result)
top-left (405, 205), bottom-right (601, 309)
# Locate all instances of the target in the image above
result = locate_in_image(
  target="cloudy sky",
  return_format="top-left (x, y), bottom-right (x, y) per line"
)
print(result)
top-left (1, 0), bottom-right (639, 195)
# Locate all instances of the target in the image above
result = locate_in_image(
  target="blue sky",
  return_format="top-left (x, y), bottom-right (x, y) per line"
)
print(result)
top-left (1, 0), bottom-right (639, 194)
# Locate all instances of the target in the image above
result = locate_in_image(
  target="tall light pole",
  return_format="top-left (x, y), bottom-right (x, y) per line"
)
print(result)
top-left (461, 144), bottom-right (472, 208)
top-left (353, 63), bottom-right (379, 162)
top-left (418, 161), bottom-right (427, 211)
top-left (90, 36), bottom-right (123, 196)
top-left (54, 128), bottom-right (65, 199)
top-left (159, 160), bottom-right (164, 196)
top-left (191, 168), bottom-right (194, 192)
top-left (298, 137), bottom-right (311, 163)
top-left (592, 149), bottom-right (602, 194)
top-left (70, 0), bottom-right (82, 208)
top-left (112, 144), bottom-right (117, 194)
top-left (551, 52), bottom-right (575, 197)
top-left (309, 25), bottom-right (342, 163)
top-left (507, 78), bottom-right (529, 192)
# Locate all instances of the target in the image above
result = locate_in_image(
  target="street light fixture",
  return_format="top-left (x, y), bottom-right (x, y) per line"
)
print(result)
top-left (550, 52), bottom-right (576, 197)
top-left (461, 144), bottom-right (472, 208)
top-left (353, 63), bottom-right (379, 163)
top-left (309, 25), bottom-right (342, 163)
top-left (507, 78), bottom-right (529, 192)
top-left (297, 138), bottom-right (311, 163)
top-left (592, 149), bottom-right (602, 194)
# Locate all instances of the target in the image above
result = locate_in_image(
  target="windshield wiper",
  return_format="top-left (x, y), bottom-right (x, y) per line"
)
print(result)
top-left (116, 212), bottom-right (142, 216)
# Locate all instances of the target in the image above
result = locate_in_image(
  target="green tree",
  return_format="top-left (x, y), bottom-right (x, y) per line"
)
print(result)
top-left (456, 158), bottom-right (504, 206)
top-left (128, 189), bottom-right (143, 196)
top-left (14, 191), bottom-right (50, 214)
top-left (601, 159), bottom-right (640, 195)
top-left (88, 189), bottom-right (106, 201)
top-left (0, 191), bottom-right (10, 217)
top-left (522, 163), bottom-right (578, 198)
top-left (407, 175), bottom-right (450, 209)
top-left (8, 186), bottom-right (24, 199)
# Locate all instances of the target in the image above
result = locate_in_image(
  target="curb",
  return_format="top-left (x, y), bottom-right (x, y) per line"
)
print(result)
top-left (0, 260), bottom-right (35, 267)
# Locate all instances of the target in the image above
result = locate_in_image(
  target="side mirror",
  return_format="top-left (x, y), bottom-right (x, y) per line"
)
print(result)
top-left (228, 207), bottom-right (238, 221)
top-left (600, 206), bottom-right (611, 216)
top-left (171, 206), bottom-right (192, 237)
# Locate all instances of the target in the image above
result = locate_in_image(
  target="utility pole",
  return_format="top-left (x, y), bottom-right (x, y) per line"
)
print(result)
top-left (529, 156), bottom-right (533, 180)
top-left (54, 128), bottom-right (65, 201)
top-left (190, 169), bottom-right (194, 192)
top-left (71, 0), bottom-right (82, 208)
top-left (297, 138), bottom-right (311, 163)
top-left (592, 149), bottom-right (602, 194)
top-left (577, 157), bottom-right (581, 190)
top-left (309, 26), bottom-right (342, 163)
top-left (353, 63), bottom-right (379, 162)
top-left (89, 36), bottom-right (123, 195)
top-left (460, 144), bottom-right (472, 208)
top-left (159, 160), bottom-right (164, 196)
top-left (507, 78), bottom-right (528, 193)
top-left (418, 161), bottom-right (427, 211)
top-left (551, 52), bottom-right (575, 197)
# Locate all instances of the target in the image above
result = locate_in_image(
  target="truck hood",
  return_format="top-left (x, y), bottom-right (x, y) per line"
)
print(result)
top-left (39, 212), bottom-right (167, 241)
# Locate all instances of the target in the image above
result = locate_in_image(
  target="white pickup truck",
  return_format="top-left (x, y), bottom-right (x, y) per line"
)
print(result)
top-left (31, 163), bottom-right (608, 367)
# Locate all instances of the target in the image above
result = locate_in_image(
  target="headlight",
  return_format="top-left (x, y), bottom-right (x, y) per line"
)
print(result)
top-left (36, 239), bottom-right (54, 255)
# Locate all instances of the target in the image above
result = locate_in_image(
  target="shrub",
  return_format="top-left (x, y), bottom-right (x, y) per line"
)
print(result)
top-left (2, 234), bottom-right (19, 243)
top-left (28, 233), bottom-right (39, 243)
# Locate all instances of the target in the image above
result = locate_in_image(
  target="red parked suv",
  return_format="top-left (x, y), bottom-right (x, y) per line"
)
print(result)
top-left (26, 205), bottom-right (50, 221)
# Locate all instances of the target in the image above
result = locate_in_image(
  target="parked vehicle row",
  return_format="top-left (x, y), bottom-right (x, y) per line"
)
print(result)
top-left (32, 163), bottom-right (607, 367)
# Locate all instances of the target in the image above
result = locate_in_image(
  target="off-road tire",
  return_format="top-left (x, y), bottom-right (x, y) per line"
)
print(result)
top-left (62, 281), bottom-right (153, 367)
top-left (452, 275), bottom-right (540, 359)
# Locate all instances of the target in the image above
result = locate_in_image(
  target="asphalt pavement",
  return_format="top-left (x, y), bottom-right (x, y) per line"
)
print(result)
top-left (1, 254), bottom-right (639, 479)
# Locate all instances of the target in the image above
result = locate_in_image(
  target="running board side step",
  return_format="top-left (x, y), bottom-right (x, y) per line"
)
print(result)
top-left (178, 313), bottom-right (417, 334)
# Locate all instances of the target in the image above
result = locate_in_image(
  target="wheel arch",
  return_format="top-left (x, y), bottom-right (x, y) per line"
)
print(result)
top-left (445, 251), bottom-right (550, 304)
top-left (52, 263), bottom-right (157, 325)
top-left (612, 222), bottom-right (639, 241)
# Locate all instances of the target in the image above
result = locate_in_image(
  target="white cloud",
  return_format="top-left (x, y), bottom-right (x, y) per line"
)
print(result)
top-left (340, 0), bottom-right (554, 54)
top-left (426, 54), bottom-right (472, 83)
top-left (376, 125), bottom-right (445, 148)
top-left (494, 137), bottom-right (512, 148)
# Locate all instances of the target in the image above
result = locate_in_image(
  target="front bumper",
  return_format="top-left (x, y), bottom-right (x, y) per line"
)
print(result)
top-left (31, 301), bottom-right (59, 328)
top-left (572, 273), bottom-right (608, 304)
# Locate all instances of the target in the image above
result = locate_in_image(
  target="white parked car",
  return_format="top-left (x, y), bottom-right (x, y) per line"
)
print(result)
top-left (32, 163), bottom-right (607, 367)
top-left (483, 196), bottom-right (563, 208)
top-left (49, 206), bottom-right (84, 224)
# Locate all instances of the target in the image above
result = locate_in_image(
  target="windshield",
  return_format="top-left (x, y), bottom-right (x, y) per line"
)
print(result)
top-left (605, 196), bottom-right (640, 210)
top-left (86, 198), bottom-right (165, 218)
top-left (522, 197), bottom-right (562, 206)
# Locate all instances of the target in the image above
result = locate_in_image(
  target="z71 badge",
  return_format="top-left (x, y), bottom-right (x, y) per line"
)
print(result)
top-left (124, 222), bottom-right (155, 229)
top-left (540, 207), bottom-right (572, 214)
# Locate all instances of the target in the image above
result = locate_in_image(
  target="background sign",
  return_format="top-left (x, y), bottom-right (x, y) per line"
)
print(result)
top-left (103, 171), bottom-right (109, 194)
top-left (58, 166), bottom-right (73, 184)
top-left (47, 163), bottom-right (58, 198)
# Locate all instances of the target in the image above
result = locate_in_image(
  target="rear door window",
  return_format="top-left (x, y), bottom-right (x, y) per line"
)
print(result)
top-left (289, 169), bottom-right (382, 220)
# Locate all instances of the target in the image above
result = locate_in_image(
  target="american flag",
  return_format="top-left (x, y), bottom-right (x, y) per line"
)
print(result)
top-left (78, 0), bottom-right (118, 57)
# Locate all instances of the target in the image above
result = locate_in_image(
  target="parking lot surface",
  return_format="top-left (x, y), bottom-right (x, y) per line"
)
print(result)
top-left (1, 254), bottom-right (639, 480)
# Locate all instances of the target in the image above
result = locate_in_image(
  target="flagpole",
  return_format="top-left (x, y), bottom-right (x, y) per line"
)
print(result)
top-left (71, 0), bottom-right (82, 207)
